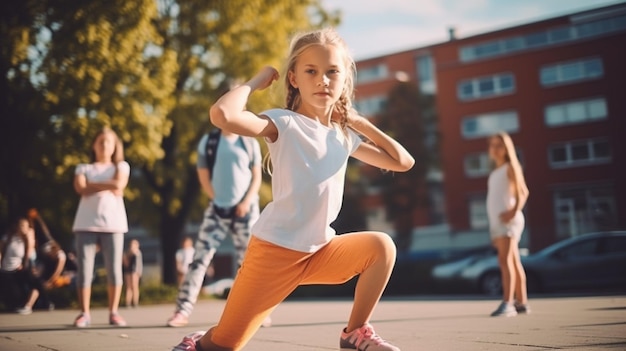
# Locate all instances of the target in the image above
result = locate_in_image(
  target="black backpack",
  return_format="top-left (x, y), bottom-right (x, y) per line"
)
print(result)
top-left (204, 129), bottom-right (255, 180)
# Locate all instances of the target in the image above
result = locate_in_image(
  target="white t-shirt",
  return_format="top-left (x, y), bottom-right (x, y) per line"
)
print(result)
top-left (251, 109), bottom-right (362, 253)
top-left (72, 161), bottom-right (130, 233)
top-left (176, 247), bottom-right (195, 274)
top-left (0, 235), bottom-right (26, 272)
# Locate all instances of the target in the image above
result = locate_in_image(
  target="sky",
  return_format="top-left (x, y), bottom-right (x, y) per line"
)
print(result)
top-left (321, 0), bottom-right (626, 60)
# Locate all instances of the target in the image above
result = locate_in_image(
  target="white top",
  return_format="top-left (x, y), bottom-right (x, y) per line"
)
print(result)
top-left (72, 161), bottom-right (130, 233)
top-left (251, 109), bottom-right (362, 252)
top-left (0, 235), bottom-right (26, 272)
top-left (487, 163), bottom-right (515, 227)
top-left (176, 247), bottom-right (195, 274)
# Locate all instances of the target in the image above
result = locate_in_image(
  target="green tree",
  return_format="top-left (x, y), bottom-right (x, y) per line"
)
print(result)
top-left (376, 81), bottom-right (438, 252)
top-left (1, 0), bottom-right (175, 242)
top-left (0, 0), bottom-right (339, 284)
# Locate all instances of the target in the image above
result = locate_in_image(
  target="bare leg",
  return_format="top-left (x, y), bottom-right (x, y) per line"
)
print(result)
top-left (132, 273), bottom-right (140, 306)
top-left (493, 237), bottom-right (516, 303)
top-left (77, 286), bottom-right (91, 314)
top-left (124, 274), bottom-right (132, 307)
top-left (346, 234), bottom-right (397, 332)
top-left (108, 284), bottom-right (122, 314)
top-left (511, 246), bottom-right (528, 304)
top-left (23, 289), bottom-right (40, 308)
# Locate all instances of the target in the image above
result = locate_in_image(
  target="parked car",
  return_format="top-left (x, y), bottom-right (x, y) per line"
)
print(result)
top-left (431, 231), bottom-right (626, 295)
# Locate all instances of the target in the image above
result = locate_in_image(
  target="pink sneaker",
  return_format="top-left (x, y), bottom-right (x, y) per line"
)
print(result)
top-left (109, 312), bottom-right (127, 327)
top-left (340, 323), bottom-right (400, 351)
top-left (167, 311), bottom-right (189, 327)
top-left (73, 313), bottom-right (91, 328)
top-left (172, 331), bottom-right (205, 351)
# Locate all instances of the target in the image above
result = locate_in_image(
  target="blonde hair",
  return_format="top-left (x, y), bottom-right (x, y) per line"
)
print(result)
top-left (492, 132), bottom-right (528, 198)
top-left (284, 27), bottom-right (356, 132)
top-left (263, 28), bottom-right (356, 175)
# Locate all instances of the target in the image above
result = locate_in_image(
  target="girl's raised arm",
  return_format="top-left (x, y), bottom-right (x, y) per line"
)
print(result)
top-left (210, 66), bottom-right (279, 141)
top-left (348, 113), bottom-right (415, 172)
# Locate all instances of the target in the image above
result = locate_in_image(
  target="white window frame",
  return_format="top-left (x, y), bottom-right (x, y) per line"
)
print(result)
top-left (553, 185), bottom-right (617, 238)
top-left (416, 54), bottom-right (436, 94)
top-left (468, 196), bottom-right (489, 230)
top-left (464, 152), bottom-right (491, 178)
top-left (461, 110), bottom-right (519, 139)
top-left (545, 97), bottom-right (608, 127)
top-left (354, 95), bottom-right (387, 116)
top-left (548, 138), bottom-right (611, 168)
top-left (356, 64), bottom-right (389, 84)
top-left (457, 73), bottom-right (515, 101)
top-left (540, 57), bottom-right (604, 87)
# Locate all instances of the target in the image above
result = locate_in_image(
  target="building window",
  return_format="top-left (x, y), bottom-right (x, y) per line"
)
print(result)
top-left (459, 14), bottom-right (626, 62)
top-left (553, 184), bottom-right (618, 238)
top-left (461, 110), bottom-right (519, 139)
top-left (458, 73), bottom-right (514, 101)
top-left (416, 54), bottom-right (436, 94)
top-left (540, 57), bottom-right (603, 86)
top-left (545, 97), bottom-right (608, 126)
top-left (357, 64), bottom-right (388, 84)
top-left (464, 152), bottom-right (491, 178)
top-left (354, 95), bottom-right (387, 116)
top-left (548, 138), bottom-right (611, 168)
top-left (468, 196), bottom-right (488, 230)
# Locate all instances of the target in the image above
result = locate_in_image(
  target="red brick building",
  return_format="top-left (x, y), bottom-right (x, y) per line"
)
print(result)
top-left (354, 3), bottom-right (626, 251)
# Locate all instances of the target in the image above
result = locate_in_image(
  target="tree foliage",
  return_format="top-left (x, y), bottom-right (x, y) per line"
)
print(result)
top-left (1, 0), bottom-right (339, 284)
top-left (376, 82), bottom-right (438, 252)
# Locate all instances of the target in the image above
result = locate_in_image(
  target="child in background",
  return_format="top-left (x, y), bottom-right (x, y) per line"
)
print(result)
top-left (486, 132), bottom-right (530, 317)
top-left (123, 239), bottom-right (143, 308)
top-left (175, 236), bottom-right (195, 288)
top-left (71, 127), bottom-right (130, 327)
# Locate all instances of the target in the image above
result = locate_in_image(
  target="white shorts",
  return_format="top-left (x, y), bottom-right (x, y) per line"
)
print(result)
top-left (489, 212), bottom-right (524, 242)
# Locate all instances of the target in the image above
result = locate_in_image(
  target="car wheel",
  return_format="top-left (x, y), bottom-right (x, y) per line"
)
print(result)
top-left (480, 271), bottom-right (502, 296)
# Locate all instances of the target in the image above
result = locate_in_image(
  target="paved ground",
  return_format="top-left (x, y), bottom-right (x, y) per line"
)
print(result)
top-left (0, 294), bottom-right (625, 350)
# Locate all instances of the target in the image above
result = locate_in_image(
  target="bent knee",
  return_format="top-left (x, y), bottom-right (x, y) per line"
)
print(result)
top-left (363, 232), bottom-right (397, 261)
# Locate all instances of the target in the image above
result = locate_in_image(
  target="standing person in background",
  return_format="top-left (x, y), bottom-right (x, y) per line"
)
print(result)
top-left (123, 239), bottom-right (143, 308)
top-left (71, 127), bottom-right (130, 327)
top-left (0, 217), bottom-right (36, 313)
top-left (487, 132), bottom-right (530, 317)
top-left (172, 27), bottom-right (414, 351)
top-left (175, 236), bottom-right (195, 288)
top-left (166, 122), bottom-right (263, 328)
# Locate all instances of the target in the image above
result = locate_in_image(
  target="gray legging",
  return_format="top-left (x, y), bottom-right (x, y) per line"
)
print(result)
top-left (75, 231), bottom-right (124, 287)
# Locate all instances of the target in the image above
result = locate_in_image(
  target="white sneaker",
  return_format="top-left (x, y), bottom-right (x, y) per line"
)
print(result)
top-left (16, 306), bottom-right (32, 315)
top-left (490, 301), bottom-right (517, 317)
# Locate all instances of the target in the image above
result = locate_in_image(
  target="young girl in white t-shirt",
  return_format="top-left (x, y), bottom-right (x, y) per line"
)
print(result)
top-left (71, 127), bottom-right (130, 328)
top-left (172, 28), bottom-right (414, 351)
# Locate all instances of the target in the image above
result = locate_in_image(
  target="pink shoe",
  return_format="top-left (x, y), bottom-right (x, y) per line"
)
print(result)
top-left (172, 331), bottom-right (205, 351)
top-left (167, 311), bottom-right (189, 327)
top-left (340, 323), bottom-right (400, 351)
top-left (73, 313), bottom-right (91, 328)
top-left (109, 312), bottom-right (127, 326)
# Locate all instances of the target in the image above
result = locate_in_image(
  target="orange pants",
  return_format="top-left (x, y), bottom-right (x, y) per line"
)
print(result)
top-left (209, 232), bottom-right (395, 350)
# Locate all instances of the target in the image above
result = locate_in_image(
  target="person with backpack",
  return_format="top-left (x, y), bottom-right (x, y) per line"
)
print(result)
top-left (166, 126), bottom-right (264, 328)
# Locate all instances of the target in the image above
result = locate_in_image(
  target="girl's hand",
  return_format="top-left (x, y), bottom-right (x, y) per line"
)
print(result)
top-left (499, 209), bottom-right (516, 223)
top-left (249, 66), bottom-right (279, 91)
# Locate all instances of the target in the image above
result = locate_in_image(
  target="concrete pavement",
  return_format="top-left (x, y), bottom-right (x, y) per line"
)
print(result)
top-left (1, 294), bottom-right (625, 350)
